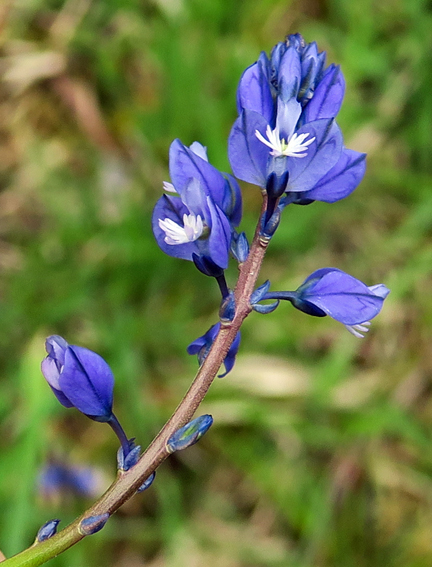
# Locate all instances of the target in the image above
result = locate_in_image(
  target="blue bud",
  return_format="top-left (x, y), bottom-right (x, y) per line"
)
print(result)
top-left (117, 443), bottom-right (141, 472)
top-left (230, 231), bottom-right (249, 263)
top-left (79, 513), bottom-right (110, 536)
top-left (36, 519), bottom-right (60, 543)
top-left (137, 471), bottom-right (156, 493)
top-left (219, 291), bottom-right (236, 323)
top-left (166, 415), bottom-right (213, 453)
top-left (261, 208), bottom-right (281, 239)
top-left (266, 171), bottom-right (289, 200)
top-left (41, 336), bottom-right (114, 422)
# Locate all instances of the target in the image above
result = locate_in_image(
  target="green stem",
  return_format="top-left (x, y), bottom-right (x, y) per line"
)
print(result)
top-left (2, 196), bottom-right (269, 567)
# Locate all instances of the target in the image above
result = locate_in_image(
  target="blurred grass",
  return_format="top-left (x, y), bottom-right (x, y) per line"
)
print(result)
top-left (1, 0), bottom-right (432, 565)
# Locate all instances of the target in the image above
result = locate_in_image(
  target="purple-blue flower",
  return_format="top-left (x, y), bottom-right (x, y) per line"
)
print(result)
top-left (262, 268), bottom-right (389, 337)
top-left (41, 336), bottom-right (131, 457)
top-left (152, 140), bottom-right (242, 273)
top-left (229, 34), bottom-right (366, 206)
top-left (187, 322), bottom-right (241, 377)
top-left (42, 336), bottom-right (114, 421)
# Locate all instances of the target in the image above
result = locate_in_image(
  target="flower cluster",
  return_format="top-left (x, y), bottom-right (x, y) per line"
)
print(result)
top-left (34, 36), bottom-right (389, 556)
top-left (150, 34), bottom-right (387, 376)
top-left (229, 34), bottom-right (366, 223)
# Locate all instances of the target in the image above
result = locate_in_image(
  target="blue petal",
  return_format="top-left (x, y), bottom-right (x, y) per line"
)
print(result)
top-left (207, 199), bottom-right (231, 269)
top-left (252, 301), bottom-right (280, 314)
top-left (278, 46), bottom-right (302, 102)
top-left (187, 323), bottom-right (240, 377)
top-left (305, 149), bottom-right (366, 203)
top-left (189, 141), bottom-right (208, 161)
top-left (276, 96), bottom-right (302, 139)
top-left (45, 335), bottom-right (68, 367)
top-left (169, 139), bottom-right (227, 212)
top-left (285, 119), bottom-right (343, 193)
top-left (231, 231), bottom-right (249, 263)
top-left (137, 471), bottom-right (156, 493)
top-left (219, 331), bottom-right (241, 377)
top-left (236, 61), bottom-right (274, 122)
top-left (181, 178), bottom-right (208, 218)
top-left (250, 280), bottom-right (271, 304)
top-left (303, 64), bottom-right (345, 122)
top-left (228, 110), bottom-right (269, 187)
top-left (59, 346), bottom-right (114, 421)
top-left (221, 174), bottom-right (242, 227)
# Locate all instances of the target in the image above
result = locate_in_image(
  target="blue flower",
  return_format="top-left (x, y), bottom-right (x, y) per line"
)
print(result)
top-left (42, 336), bottom-right (132, 456)
top-left (229, 34), bottom-right (366, 206)
top-left (42, 336), bottom-right (114, 421)
top-left (262, 269), bottom-right (389, 337)
top-left (153, 140), bottom-right (242, 272)
top-left (187, 323), bottom-right (241, 377)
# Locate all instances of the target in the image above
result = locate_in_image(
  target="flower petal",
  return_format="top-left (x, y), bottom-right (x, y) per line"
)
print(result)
top-left (236, 60), bottom-right (274, 122)
top-left (58, 346), bottom-right (114, 421)
top-left (228, 110), bottom-right (269, 187)
top-left (285, 119), bottom-right (343, 193)
top-left (303, 148), bottom-right (366, 203)
top-left (303, 64), bottom-right (345, 123)
top-left (169, 139), bottom-right (227, 211)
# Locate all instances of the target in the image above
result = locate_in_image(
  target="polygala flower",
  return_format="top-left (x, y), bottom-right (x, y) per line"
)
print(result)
top-left (228, 34), bottom-right (366, 211)
top-left (153, 139), bottom-right (242, 275)
top-left (260, 269), bottom-right (390, 337)
top-left (41, 336), bottom-right (131, 457)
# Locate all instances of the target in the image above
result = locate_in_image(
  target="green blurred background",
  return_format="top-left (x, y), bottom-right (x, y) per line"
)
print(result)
top-left (1, 0), bottom-right (432, 565)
